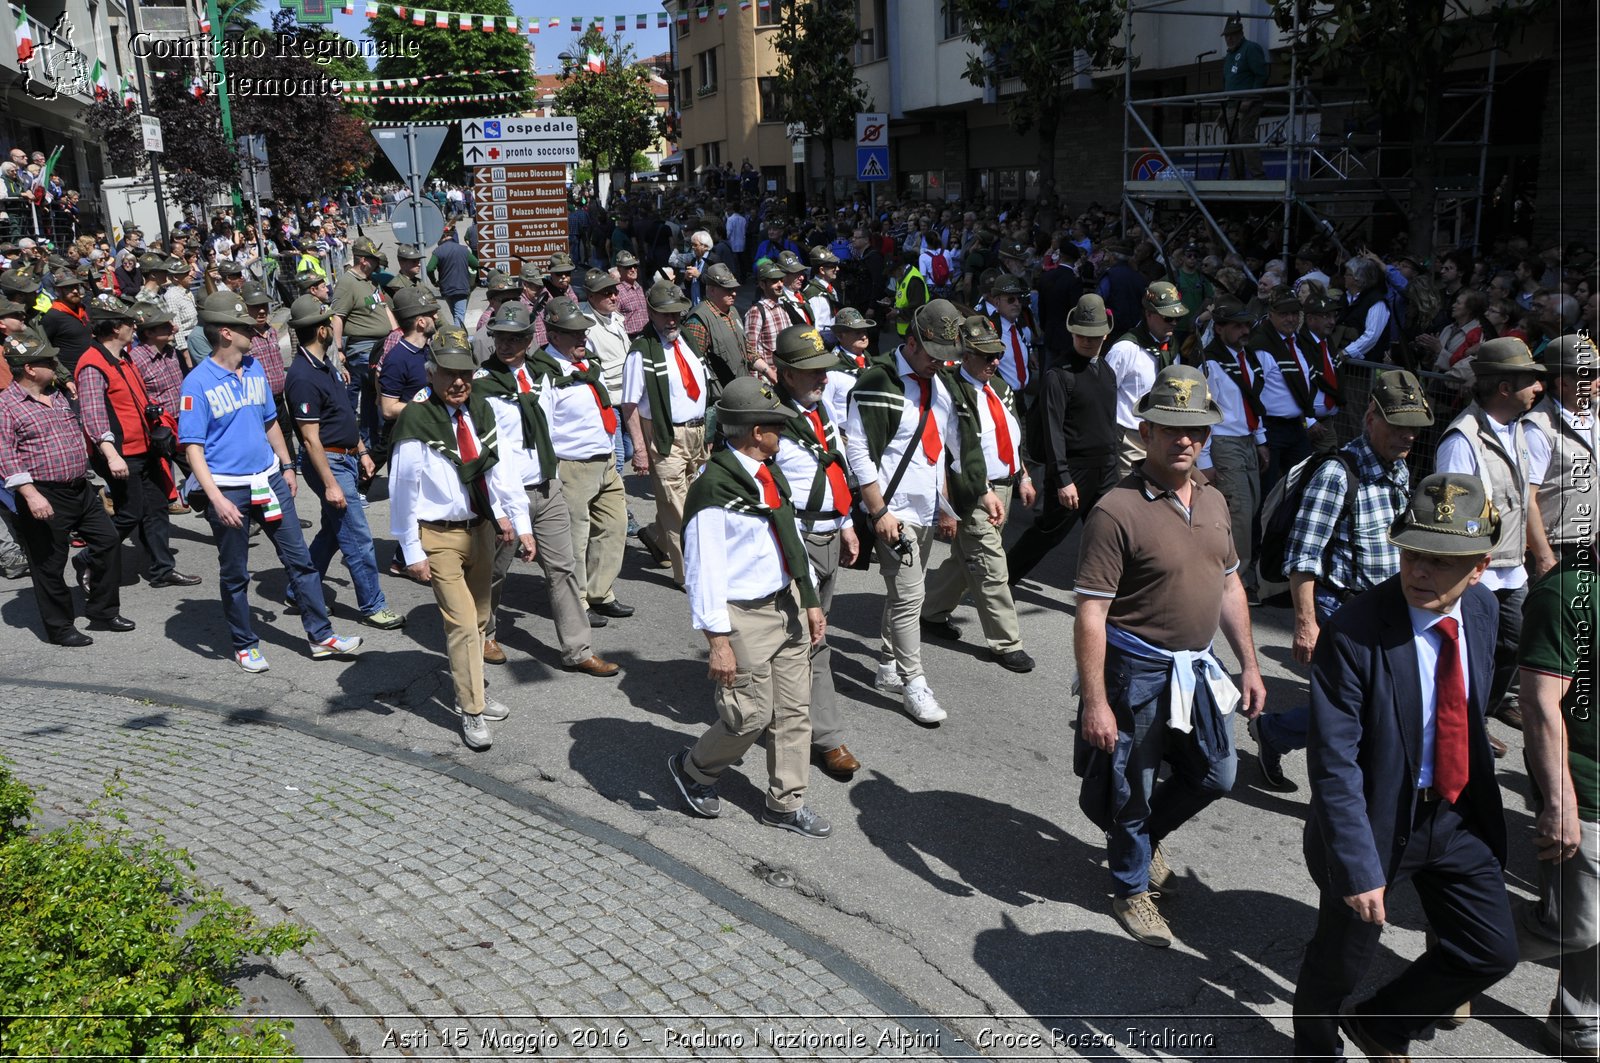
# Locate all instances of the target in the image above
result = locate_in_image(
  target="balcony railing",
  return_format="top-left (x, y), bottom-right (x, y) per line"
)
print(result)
top-left (9, 3), bottom-right (96, 101)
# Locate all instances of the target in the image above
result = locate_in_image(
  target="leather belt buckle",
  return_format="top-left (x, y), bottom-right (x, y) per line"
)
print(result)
top-left (1417, 786), bottom-right (1443, 803)
top-left (678, 417), bottom-right (706, 428)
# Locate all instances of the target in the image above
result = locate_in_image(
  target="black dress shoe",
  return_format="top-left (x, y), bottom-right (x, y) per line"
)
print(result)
top-left (586, 609), bottom-right (609, 628)
top-left (993, 649), bottom-right (1035, 673)
top-left (51, 629), bottom-right (94, 647)
top-left (920, 617), bottom-right (962, 641)
top-left (86, 615), bottom-right (136, 632)
top-left (590, 599), bottom-right (634, 619)
top-left (148, 571), bottom-right (203, 588)
top-left (71, 551), bottom-right (90, 591)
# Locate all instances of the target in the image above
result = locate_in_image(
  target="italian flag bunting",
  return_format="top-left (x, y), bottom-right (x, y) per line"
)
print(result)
top-left (364, 0), bottom-right (377, 19)
top-left (698, 6), bottom-right (709, 22)
top-left (505, 17), bottom-right (516, 32)
top-left (659, 12), bottom-right (671, 26)
top-left (569, 15), bottom-right (580, 31)
top-left (340, 0), bottom-right (353, 13)
top-left (410, 7), bottom-right (423, 24)
top-left (434, 9), bottom-right (447, 27)
top-left (585, 50), bottom-right (605, 73)
top-left (458, 11), bottom-right (470, 30)
top-left (481, 15), bottom-right (494, 31)
top-left (527, 19), bottom-right (538, 33)
top-left (636, 13), bottom-right (647, 28)
top-left (718, 2), bottom-right (728, 17)
top-left (614, 14), bottom-right (625, 31)
top-left (14, 8), bottom-right (33, 65)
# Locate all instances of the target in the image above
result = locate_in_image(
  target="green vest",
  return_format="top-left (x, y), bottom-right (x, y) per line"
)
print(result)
top-left (681, 449), bottom-right (820, 608)
top-left (630, 328), bottom-right (697, 457)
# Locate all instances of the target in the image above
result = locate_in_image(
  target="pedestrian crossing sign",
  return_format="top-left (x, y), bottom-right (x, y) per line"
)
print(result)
top-left (857, 146), bottom-right (889, 183)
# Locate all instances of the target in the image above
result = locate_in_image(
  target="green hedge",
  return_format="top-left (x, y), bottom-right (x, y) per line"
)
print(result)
top-left (0, 762), bottom-right (313, 1058)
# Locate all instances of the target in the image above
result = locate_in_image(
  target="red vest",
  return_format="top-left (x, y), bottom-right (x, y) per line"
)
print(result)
top-left (74, 342), bottom-right (152, 456)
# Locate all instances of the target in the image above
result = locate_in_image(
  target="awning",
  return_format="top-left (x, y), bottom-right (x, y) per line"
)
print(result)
top-left (659, 151), bottom-right (685, 169)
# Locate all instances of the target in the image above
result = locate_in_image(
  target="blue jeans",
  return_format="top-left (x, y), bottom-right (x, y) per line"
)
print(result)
top-left (445, 297), bottom-right (468, 328)
top-left (612, 428), bottom-right (634, 478)
top-left (206, 472), bottom-right (334, 651)
top-left (343, 339), bottom-right (379, 449)
top-left (1255, 589), bottom-right (1342, 754)
top-left (290, 452), bottom-right (387, 616)
top-left (1102, 646), bottom-right (1237, 896)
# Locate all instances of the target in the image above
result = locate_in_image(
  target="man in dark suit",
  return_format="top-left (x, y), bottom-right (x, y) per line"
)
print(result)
top-left (1293, 471), bottom-right (1519, 1061)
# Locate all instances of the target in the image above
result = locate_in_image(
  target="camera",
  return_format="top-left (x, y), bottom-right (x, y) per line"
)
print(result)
top-left (143, 403), bottom-right (178, 459)
top-left (891, 526), bottom-right (916, 566)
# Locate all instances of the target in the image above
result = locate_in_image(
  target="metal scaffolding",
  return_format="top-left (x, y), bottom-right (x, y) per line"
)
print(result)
top-left (1120, 2), bottom-right (1500, 276)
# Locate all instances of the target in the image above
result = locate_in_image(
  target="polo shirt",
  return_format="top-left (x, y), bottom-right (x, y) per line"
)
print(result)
top-left (283, 347), bottom-right (359, 451)
top-left (330, 269), bottom-right (391, 338)
top-left (1522, 562), bottom-right (1600, 819)
top-left (1074, 464), bottom-right (1240, 651)
top-left (177, 355), bottom-right (276, 478)
top-left (378, 338), bottom-right (429, 402)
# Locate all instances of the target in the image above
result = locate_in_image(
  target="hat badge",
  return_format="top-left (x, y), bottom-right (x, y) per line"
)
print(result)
top-left (939, 317), bottom-right (961, 340)
top-left (1169, 376), bottom-right (1199, 408)
top-left (806, 329), bottom-right (825, 353)
top-left (1428, 481), bottom-right (1468, 523)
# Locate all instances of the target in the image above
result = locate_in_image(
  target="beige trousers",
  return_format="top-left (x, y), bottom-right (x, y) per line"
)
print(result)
top-left (642, 420), bottom-right (709, 586)
top-left (558, 456), bottom-right (628, 607)
top-left (684, 590), bottom-right (813, 813)
top-left (420, 520), bottom-right (494, 715)
top-left (1117, 426), bottom-right (1146, 477)
top-left (922, 481), bottom-right (1023, 653)
top-left (875, 522), bottom-right (935, 682)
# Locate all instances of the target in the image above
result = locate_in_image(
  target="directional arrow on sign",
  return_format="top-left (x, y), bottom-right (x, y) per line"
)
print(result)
top-left (465, 145), bottom-right (483, 163)
top-left (464, 120), bottom-right (481, 137)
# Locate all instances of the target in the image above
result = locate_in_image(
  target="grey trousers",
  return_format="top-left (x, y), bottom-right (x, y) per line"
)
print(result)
top-left (876, 522), bottom-right (935, 682)
top-left (486, 479), bottom-right (592, 665)
top-left (922, 481), bottom-right (1023, 653)
top-left (1518, 817), bottom-right (1600, 1044)
top-left (1208, 433), bottom-right (1261, 589)
top-left (804, 529), bottom-right (845, 751)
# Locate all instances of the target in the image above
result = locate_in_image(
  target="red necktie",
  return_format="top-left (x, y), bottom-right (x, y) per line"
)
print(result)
top-left (1009, 326), bottom-right (1027, 388)
top-left (672, 340), bottom-right (701, 402)
top-left (984, 384), bottom-right (1016, 474)
top-left (571, 357), bottom-right (619, 434)
top-left (516, 367), bottom-right (532, 394)
top-left (1318, 338), bottom-right (1339, 390)
top-left (754, 463), bottom-right (791, 577)
top-left (1287, 334), bottom-right (1309, 390)
top-left (1233, 347), bottom-right (1260, 431)
top-left (914, 376), bottom-right (941, 465)
top-left (1432, 616), bottom-right (1470, 803)
top-left (806, 409), bottom-right (852, 513)
top-left (454, 407), bottom-right (479, 461)
top-left (853, 352), bottom-right (866, 369)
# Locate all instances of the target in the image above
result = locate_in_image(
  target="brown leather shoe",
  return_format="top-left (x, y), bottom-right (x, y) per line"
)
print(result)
top-left (820, 745), bottom-right (860, 774)
top-left (482, 639), bottom-right (507, 665)
top-left (1490, 734), bottom-right (1508, 759)
top-left (1494, 702), bottom-right (1524, 730)
top-left (566, 654), bottom-right (620, 677)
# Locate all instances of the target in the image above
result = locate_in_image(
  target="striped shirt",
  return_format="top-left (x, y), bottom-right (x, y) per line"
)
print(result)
top-left (1284, 434), bottom-right (1410, 593)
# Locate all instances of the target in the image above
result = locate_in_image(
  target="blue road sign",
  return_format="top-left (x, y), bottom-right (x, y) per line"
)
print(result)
top-left (484, 120), bottom-right (502, 139)
top-left (857, 146), bottom-right (889, 183)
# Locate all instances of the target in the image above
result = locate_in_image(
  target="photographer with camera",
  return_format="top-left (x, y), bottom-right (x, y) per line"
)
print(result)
top-left (845, 299), bottom-right (1002, 727)
top-left (73, 294), bottom-right (199, 590)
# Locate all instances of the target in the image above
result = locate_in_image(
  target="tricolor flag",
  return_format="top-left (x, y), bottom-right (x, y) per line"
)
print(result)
top-left (435, 9), bottom-right (447, 27)
top-left (410, 7), bottom-right (423, 24)
top-left (340, 0), bottom-right (353, 13)
top-left (527, 19), bottom-right (538, 33)
top-left (675, 9), bottom-right (688, 24)
top-left (392, 5), bottom-right (404, 18)
top-left (758, 0), bottom-right (770, 8)
top-left (505, 17), bottom-right (516, 32)
top-left (636, 13), bottom-right (647, 28)
top-left (180, 395), bottom-right (195, 412)
top-left (90, 58), bottom-right (108, 101)
top-left (697, 6), bottom-right (709, 22)
top-left (658, 12), bottom-right (669, 27)
top-left (459, 11), bottom-right (470, 30)
top-left (14, 8), bottom-right (33, 64)
top-left (717, 2), bottom-right (727, 17)
top-left (364, 0), bottom-right (377, 19)
top-left (189, 75), bottom-right (206, 99)
top-left (614, 14), bottom-right (625, 31)
top-left (585, 50), bottom-right (605, 73)
top-left (481, 15), bottom-right (494, 32)
top-left (120, 74), bottom-right (137, 108)
top-left (570, 16), bottom-right (580, 31)
top-left (740, 0), bottom-right (751, 8)
top-left (548, 16), bottom-right (558, 27)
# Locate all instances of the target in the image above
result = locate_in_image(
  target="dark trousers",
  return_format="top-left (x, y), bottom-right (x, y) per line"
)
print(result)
top-left (13, 479), bottom-right (122, 640)
top-left (1489, 583), bottom-right (1525, 716)
top-left (1292, 800), bottom-right (1518, 1060)
top-left (104, 454), bottom-right (176, 580)
top-left (1005, 461), bottom-right (1117, 585)
top-left (1262, 416), bottom-right (1312, 497)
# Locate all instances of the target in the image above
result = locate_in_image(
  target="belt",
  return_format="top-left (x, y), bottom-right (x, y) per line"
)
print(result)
top-left (1417, 786), bottom-right (1446, 804)
top-left (35, 477), bottom-right (89, 489)
top-left (676, 417), bottom-right (706, 428)
top-left (420, 516), bottom-right (485, 530)
top-left (1263, 414), bottom-right (1309, 425)
top-left (323, 445), bottom-right (361, 455)
top-left (991, 473), bottom-right (1020, 488)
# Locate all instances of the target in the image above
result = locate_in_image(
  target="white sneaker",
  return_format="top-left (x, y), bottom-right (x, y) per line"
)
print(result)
top-left (310, 633), bottom-right (363, 659)
top-left (874, 662), bottom-right (905, 694)
top-left (235, 645), bottom-right (269, 673)
top-left (450, 699), bottom-right (510, 721)
top-left (460, 711), bottom-right (492, 750)
top-left (903, 677), bottom-right (947, 724)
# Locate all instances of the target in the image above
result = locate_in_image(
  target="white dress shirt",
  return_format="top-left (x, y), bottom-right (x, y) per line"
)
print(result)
top-left (1343, 295), bottom-right (1391, 360)
top-left (993, 316), bottom-right (1033, 394)
top-left (684, 450), bottom-right (808, 632)
top-left (388, 405), bottom-right (531, 565)
top-left (774, 400), bottom-right (849, 533)
top-left (1303, 331), bottom-right (1341, 418)
top-left (621, 337), bottom-right (708, 424)
top-left (482, 363), bottom-right (559, 486)
top-left (544, 343), bottom-right (617, 461)
top-left (1255, 333), bottom-right (1318, 421)
top-left (844, 349), bottom-right (959, 527)
top-left (962, 368), bottom-right (1022, 480)
top-left (1434, 415), bottom-right (1528, 591)
top-left (1408, 602), bottom-right (1470, 789)
top-left (807, 279), bottom-right (840, 335)
top-left (1198, 354), bottom-right (1268, 470)
top-left (823, 368), bottom-right (855, 429)
top-left (1104, 335), bottom-right (1159, 431)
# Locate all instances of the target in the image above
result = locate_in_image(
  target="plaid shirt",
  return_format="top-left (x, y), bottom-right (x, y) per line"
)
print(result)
top-left (128, 340), bottom-right (185, 413)
top-left (248, 327), bottom-right (287, 396)
top-left (615, 280), bottom-right (648, 336)
top-left (1285, 433), bottom-right (1410, 593)
top-left (0, 381), bottom-right (91, 486)
top-left (744, 297), bottom-right (786, 361)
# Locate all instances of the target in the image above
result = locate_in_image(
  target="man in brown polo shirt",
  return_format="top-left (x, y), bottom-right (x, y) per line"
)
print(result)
top-left (1073, 363), bottom-right (1267, 949)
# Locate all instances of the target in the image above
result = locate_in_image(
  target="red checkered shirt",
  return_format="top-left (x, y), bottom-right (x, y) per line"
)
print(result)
top-left (0, 381), bottom-right (91, 486)
top-left (744, 297), bottom-right (787, 363)
top-left (128, 340), bottom-right (185, 414)
top-left (249, 326), bottom-right (287, 396)
top-left (615, 280), bottom-right (648, 336)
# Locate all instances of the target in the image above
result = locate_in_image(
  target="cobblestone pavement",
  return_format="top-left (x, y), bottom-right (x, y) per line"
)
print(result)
top-left (0, 684), bottom-right (956, 1061)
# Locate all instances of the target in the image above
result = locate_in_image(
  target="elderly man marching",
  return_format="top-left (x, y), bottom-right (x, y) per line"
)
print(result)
top-left (921, 316), bottom-right (1036, 673)
top-left (389, 335), bottom-right (535, 751)
top-left (620, 281), bottom-right (711, 586)
top-left (473, 301), bottom-right (619, 678)
top-left (1074, 364), bottom-right (1267, 948)
top-left (770, 324), bottom-right (864, 776)
top-left (667, 376), bottom-right (832, 838)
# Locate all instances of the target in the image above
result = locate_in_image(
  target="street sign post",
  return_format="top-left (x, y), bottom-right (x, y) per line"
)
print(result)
top-left (140, 116), bottom-right (164, 154)
top-left (373, 124), bottom-right (451, 254)
top-left (461, 117), bottom-right (579, 275)
top-left (856, 147), bottom-right (889, 183)
top-left (855, 112), bottom-right (890, 202)
top-left (460, 116), bottom-right (581, 166)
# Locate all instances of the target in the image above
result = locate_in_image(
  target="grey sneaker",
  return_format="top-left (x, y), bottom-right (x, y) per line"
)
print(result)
top-left (1112, 891), bottom-right (1172, 947)
top-left (460, 710), bottom-right (492, 750)
top-left (450, 699), bottom-right (510, 721)
top-left (310, 633), bottom-right (363, 659)
top-left (761, 805), bottom-right (833, 839)
top-left (362, 608), bottom-right (406, 629)
top-left (1149, 846), bottom-right (1177, 897)
top-left (667, 750), bottom-right (721, 818)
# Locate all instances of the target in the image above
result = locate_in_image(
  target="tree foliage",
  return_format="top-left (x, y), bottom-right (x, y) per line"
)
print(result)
top-left (553, 30), bottom-right (665, 186)
top-left (771, 0), bottom-right (873, 210)
top-left (366, 0), bottom-right (535, 128)
top-left (85, 99), bottom-right (148, 178)
top-left (953, 0), bottom-right (1128, 208)
top-left (147, 71), bottom-right (237, 207)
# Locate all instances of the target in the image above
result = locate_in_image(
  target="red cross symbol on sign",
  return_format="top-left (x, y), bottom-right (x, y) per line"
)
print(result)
top-left (488, 147), bottom-right (501, 160)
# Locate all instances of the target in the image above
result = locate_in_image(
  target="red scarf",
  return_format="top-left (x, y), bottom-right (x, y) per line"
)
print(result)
top-left (50, 299), bottom-right (88, 323)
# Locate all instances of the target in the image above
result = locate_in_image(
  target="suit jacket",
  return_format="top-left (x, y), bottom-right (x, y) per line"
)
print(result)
top-left (1304, 578), bottom-right (1506, 898)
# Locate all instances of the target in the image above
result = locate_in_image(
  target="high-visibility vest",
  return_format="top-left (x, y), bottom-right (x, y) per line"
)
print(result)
top-left (894, 267), bottom-right (927, 337)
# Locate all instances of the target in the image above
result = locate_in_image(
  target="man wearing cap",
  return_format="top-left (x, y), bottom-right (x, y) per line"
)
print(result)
top-left (1292, 473), bottom-right (1516, 1061)
top-left (621, 282), bottom-right (710, 585)
top-left (667, 376), bottom-right (832, 838)
top-left (296, 269), bottom-right (331, 305)
top-left (1, 333), bottom-right (133, 644)
top-left (1170, 245), bottom-right (1214, 350)
top-left (1103, 281), bottom-right (1186, 476)
top-left (1074, 363), bottom-right (1267, 948)
top-left (776, 250), bottom-right (814, 328)
top-left (744, 261), bottom-right (790, 384)
top-left (329, 235), bottom-right (399, 449)
top-left (1250, 289), bottom-right (1335, 493)
top-left (984, 273), bottom-right (1039, 400)
top-left (214, 258), bottom-right (246, 294)
top-left (128, 302), bottom-right (184, 421)
top-left (40, 269), bottom-right (92, 372)
top-left (540, 297), bottom-right (632, 624)
top-left (1435, 336), bottom-right (1547, 732)
top-left (822, 306), bottom-right (876, 428)
top-left (1297, 290), bottom-right (1345, 424)
top-left (474, 301), bottom-right (619, 678)
top-left (1525, 334), bottom-right (1598, 576)
top-left (1006, 294), bottom-right (1120, 587)
top-left (132, 253), bottom-right (169, 309)
top-left (847, 299), bottom-right (1002, 725)
top-left (613, 251), bottom-right (649, 339)
top-left (73, 293), bottom-right (198, 591)
top-left (154, 256), bottom-right (199, 369)
top-left (530, 253), bottom-right (577, 349)
top-left (682, 261), bottom-right (747, 392)
top-left (179, 291), bottom-right (364, 673)
top-left (922, 316), bottom-right (1036, 672)
top-left (389, 337), bottom-right (535, 751)
top-left (282, 295), bottom-right (403, 632)
top-left (516, 262), bottom-right (548, 321)
top-left (583, 266), bottom-right (640, 534)
top-left (377, 286), bottom-right (441, 424)
top-left (770, 323), bottom-right (862, 775)
top-left (426, 228), bottom-right (476, 328)
top-left (1195, 298), bottom-right (1268, 601)
top-left (1219, 16), bottom-right (1268, 179)
top-left (803, 246), bottom-right (843, 342)
top-left (383, 244), bottom-right (430, 298)
top-left (887, 251), bottom-right (930, 347)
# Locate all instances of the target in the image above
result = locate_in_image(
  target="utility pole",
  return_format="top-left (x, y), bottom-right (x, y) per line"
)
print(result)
top-left (205, 0), bottom-right (243, 214)
top-left (120, 0), bottom-right (168, 236)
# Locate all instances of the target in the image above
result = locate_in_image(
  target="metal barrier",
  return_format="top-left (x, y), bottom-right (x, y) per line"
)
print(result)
top-left (1327, 358), bottom-right (1471, 473)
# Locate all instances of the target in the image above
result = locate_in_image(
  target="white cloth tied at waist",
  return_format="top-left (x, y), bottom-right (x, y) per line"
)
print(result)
top-left (1104, 622), bottom-right (1240, 733)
